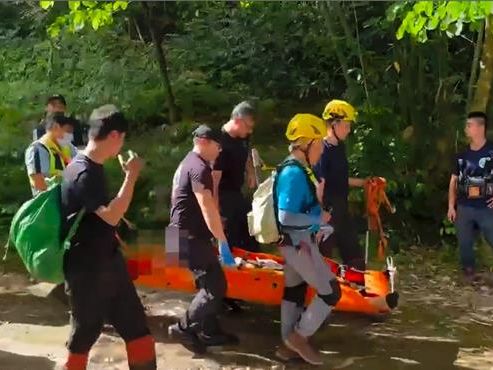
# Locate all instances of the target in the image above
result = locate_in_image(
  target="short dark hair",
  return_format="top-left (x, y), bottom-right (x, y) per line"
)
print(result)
top-left (231, 101), bottom-right (255, 120)
top-left (46, 94), bottom-right (66, 107)
top-left (88, 104), bottom-right (128, 140)
top-left (467, 111), bottom-right (488, 133)
top-left (193, 124), bottom-right (222, 143)
top-left (44, 112), bottom-right (73, 130)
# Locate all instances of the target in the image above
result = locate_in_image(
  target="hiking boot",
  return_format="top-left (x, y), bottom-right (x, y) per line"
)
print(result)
top-left (285, 331), bottom-right (323, 366)
top-left (275, 343), bottom-right (300, 362)
top-left (198, 331), bottom-right (240, 347)
top-left (223, 298), bottom-right (244, 314)
top-left (462, 267), bottom-right (480, 285)
top-left (168, 323), bottom-right (206, 354)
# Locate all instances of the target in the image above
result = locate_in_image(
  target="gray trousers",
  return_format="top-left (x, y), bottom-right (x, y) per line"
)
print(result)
top-left (280, 231), bottom-right (338, 339)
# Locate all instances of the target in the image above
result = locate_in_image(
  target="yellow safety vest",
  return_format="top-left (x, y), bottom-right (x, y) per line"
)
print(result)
top-left (29, 136), bottom-right (74, 187)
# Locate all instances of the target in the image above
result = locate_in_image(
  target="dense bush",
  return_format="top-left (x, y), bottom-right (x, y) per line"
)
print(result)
top-left (1, 1), bottom-right (493, 251)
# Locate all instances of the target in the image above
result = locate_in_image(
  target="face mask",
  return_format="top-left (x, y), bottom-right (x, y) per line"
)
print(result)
top-left (57, 133), bottom-right (74, 147)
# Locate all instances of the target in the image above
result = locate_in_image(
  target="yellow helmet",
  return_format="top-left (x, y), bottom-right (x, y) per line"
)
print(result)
top-left (322, 99), bottom-right (357, 122)
top-left (285, 113), bottom-right (326, 141)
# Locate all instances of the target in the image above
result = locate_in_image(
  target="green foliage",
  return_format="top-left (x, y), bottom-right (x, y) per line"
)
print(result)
top-left (395, 1), bottom-right (493, 42)
top-left (0, 1), bottom-right (492, 253)
top-left (39, 0), bottom-right (128, 37)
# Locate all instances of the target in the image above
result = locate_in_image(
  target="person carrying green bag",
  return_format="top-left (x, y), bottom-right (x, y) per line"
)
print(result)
top-left (5, 179), bottom-right (83, 284)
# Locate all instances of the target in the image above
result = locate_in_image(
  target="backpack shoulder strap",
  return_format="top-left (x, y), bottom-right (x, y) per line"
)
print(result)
top-left (274, 158), bottom-right (319, 213)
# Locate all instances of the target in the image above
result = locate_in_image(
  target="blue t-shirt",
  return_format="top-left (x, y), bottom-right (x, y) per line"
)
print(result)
top-left (454, 141), bottom-right (493, 208)
top-left (275, 163), bottom-right (321, 225)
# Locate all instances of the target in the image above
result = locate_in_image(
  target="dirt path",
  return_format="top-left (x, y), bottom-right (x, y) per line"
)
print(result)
top-left (1, 250), bottom-right (493, 370)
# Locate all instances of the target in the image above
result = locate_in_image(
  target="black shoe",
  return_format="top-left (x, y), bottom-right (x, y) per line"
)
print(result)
top-left (168, 323), bottom-right (206, 354)
top-left (198, 331), bottom-right (240, 347)
top-left (223, 298), bottom-right (244, 314)
top-left (462, 267), bottom-right (481, 285)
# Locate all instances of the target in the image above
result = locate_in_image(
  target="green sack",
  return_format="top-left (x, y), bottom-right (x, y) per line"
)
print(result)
top-left (6, 182), bottom-right (84, 284)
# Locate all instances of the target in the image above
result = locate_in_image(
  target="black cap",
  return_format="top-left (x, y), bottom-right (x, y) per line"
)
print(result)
top-left (192, 124), bottom-right (222, 143)
top-left (47, 94), bottom-right (67, 106)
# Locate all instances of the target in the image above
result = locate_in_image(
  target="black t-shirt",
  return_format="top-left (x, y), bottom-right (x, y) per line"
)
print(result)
top-left (313, 140), bottom-right (349, 209)
top-left (453, 141), bottom-right (493, 208)
top-left (169, 151), bottom-right (214, 239)
top-left (213, 130), bottom-right (249, 193)
top-left (61, 154), bottom-right (117, 269)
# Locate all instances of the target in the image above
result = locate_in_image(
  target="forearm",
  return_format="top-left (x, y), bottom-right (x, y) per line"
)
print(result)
top-left (212, 171), bottom-right (221, 206)
top-left (100, 175), bottom-right (137, 225)
top-left (448, 181), bottom-right (457, 209)
top-left (349, 177), bottom-right (366, 188)
top-left (30, 174), bottom-right (47, 192)
top-left (202, 206), bottom-right (227, 241)
top-left (246, 156), bottom-right (255, 178)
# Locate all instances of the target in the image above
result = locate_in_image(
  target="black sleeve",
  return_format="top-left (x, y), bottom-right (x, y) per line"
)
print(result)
top-left (213, 150), bottom-right (225, 171)
top-left (313, 144), bottom-right (331, 207)
top-left (452, 153), bottom-right (460, 176)
top-left (75, 170), bottom-right (107, 213)
top-left (190, 165), bottom-right (213, 193)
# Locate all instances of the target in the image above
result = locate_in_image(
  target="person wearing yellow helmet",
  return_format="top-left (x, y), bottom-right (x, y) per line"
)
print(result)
top-left (273, 113), bottom-right (341, 366)
top-left (313, 100), bottom-right (367, 275)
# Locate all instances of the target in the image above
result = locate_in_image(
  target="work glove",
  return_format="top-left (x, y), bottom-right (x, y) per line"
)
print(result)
top-left (218, 240), bottom-right (236, 267)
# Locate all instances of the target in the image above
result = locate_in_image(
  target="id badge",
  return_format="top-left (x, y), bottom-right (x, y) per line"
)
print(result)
top-left (468, 186), bottom-right (481, 198)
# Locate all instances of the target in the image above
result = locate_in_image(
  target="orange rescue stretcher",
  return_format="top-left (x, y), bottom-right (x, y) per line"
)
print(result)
top-left (126, 244), bottom-right (398, 317)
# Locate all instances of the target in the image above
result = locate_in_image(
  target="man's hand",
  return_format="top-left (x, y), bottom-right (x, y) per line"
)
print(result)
top-left (247, 171), bottom-right (257, 190)
top-left (349, 177), bottom-right (367, 188)
top-left (218, 240), bottom-right (237, 267)
top-left (447, 207), bottom-right (457, 222)
top-left (316, 224), bottom-right (334, 244)
top-left (121, 153), bottom-right (144, 180)
top-left (321, 210), bottom-right (331, 224)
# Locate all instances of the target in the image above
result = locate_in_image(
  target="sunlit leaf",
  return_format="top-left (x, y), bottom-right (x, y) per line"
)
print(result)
top-left (47, 23), bottom-right (61, 37)
top-left (113, 1), bottom-right (128, 11)
top-left (68, 1), bottom-right (81, 11)
top-left (81, 1), bottom-right (97, 9)
top-left (91, 12), bottom-right (101, 30)
top-left (73, 11), bottom-right (86, 32)
top-left (39, 1), bottom-right (54, 10)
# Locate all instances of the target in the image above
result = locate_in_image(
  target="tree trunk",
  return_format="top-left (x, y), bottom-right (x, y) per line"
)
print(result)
top-left (351, 1), bottom-right (370, 104)
top-left (142, 2), bottom-right (178, 124)
top-left (471, 15), bottom-right (493, 113)
top-left (467, 20), bottom-right (484, 111)
top-left (321, 2), bottom-right (358, 97)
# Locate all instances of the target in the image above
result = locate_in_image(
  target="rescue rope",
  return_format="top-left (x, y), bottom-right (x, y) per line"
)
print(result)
top-left (364, 177), bottom-right (395, 260)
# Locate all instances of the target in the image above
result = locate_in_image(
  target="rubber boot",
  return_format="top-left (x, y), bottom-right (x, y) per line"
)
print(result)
top-left (63, 352), bottom-right (88, 370)
top-left (126, 335), bottom-right (156, 370)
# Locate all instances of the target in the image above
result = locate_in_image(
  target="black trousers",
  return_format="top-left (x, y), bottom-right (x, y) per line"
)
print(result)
top-left (64, 251), bottom-right (151, 353)
top-left (219, 190), bottom-right (259, 252)
top-left (319, 199), bottom-right (365, 271)
top-left (181, 239), bottom-right (227, 335)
